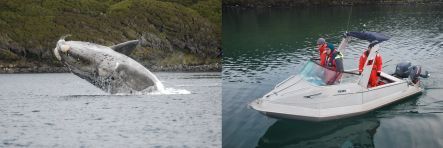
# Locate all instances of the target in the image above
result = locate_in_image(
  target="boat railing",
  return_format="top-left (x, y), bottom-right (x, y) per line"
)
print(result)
top-left (275, 75), bottom-right (295, 88)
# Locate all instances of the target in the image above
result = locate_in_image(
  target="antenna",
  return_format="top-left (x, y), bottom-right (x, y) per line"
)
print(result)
top-left (346, 4), bottom-right (353, 32)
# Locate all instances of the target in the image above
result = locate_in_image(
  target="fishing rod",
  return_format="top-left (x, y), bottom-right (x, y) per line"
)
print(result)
top-left (343, 71), bottom-right (360, 75)
top-left (345, 59), bottom-right (392, 75)
top-left (382, 59), bottom-right (393, 68)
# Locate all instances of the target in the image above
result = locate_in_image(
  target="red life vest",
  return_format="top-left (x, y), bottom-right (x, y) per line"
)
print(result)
top-left (359, 50), bottom-right (382, 73)
top-left (318, 44), bottom-right (327, 66)
top-left (318, 44), bottom-right (326, 57)
top-left (359, 50), bottom-right (383, 87)
top-left (320, 51), bottom-right (327, 67)
top-left (321, 50), bottom-right (342, 71)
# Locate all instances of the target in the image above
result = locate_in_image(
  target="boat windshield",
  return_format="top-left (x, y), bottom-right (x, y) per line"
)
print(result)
top-left (299, 60), bottom-right (342, 86)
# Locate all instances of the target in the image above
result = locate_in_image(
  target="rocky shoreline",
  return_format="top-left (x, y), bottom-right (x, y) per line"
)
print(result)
top-left (222, 0), bottom-right (443, 7)
top-left (0, 63), bottom-right (221, 73)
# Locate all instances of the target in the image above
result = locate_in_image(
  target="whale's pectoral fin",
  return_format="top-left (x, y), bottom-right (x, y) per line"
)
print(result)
top-left (109, 40), bottom-right (140, 55)
top-left (115, 63), bottom-right (155, 91)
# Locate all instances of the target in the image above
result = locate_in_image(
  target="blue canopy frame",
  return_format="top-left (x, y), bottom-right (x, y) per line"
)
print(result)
top-left (346, 31), bottom-right (390, 46)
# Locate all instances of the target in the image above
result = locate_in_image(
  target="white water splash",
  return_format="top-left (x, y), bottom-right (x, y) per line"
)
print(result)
top-left (114, 86), bottom-right (191, 96)
top-left (154, 87), bottom-right (192, 95)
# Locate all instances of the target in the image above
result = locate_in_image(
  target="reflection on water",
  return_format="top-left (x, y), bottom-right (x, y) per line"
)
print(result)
top-left (258, 118), bottom-right (379, 148)
top-left (223, 4), bottom-right (443, 148)
top-left (256, 94), bottom-right (425, 148)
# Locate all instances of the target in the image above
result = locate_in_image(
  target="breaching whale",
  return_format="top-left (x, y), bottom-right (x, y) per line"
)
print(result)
top-left (53, 35), bottom-right (164, 94)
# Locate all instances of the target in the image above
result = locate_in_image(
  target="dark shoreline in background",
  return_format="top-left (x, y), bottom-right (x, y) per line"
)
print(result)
top-left (222, 0), bottom-right (443, 8)
top-left (0, 0), bottom-right (221, 74)
top-left (0, 63), bottom-right (221, 73)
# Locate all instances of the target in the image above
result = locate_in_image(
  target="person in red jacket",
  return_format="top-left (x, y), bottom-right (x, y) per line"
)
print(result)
top-left (317, 38), bottom-right (327, 65)
top-left (359, 44), bottom-right (383, 88)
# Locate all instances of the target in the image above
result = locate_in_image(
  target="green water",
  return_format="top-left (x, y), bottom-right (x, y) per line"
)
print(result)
top-left (223, 5), bottom-right (443, 148)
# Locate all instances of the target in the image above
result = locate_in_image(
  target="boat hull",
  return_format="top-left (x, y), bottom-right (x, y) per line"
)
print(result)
top-left (250, 77), bottom-right (423, 122)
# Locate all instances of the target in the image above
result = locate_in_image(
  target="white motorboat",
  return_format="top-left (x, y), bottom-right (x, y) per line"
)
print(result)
top-left (250, 32), bottom-right (429, 121)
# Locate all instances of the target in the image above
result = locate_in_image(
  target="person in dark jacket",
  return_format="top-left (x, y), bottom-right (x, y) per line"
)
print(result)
top-left (320, 43), bottom-right (344, 85)
top-left (321, 43), bottom-right (344, 72)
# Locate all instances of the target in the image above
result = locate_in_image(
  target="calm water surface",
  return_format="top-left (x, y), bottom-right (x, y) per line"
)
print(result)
top-left (0, 72), bottom-right (221, 147)
top-left (223, 5), bottom-right (443, 148)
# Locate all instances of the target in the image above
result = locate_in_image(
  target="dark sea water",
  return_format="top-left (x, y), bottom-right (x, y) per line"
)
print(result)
top-left (0, 72), bottom-right (221, 147)
top-left (222, 5), bottom-right (443, 148)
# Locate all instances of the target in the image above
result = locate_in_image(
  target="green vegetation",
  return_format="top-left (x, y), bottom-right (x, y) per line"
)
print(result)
top-left (0, 0), bottom-right (221, 71)
top-left (0, 49), bottom-right (20, 61)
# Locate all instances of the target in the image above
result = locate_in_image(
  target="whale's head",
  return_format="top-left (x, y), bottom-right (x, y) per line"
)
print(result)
top-left (53, 36), bottom-right (105, 78)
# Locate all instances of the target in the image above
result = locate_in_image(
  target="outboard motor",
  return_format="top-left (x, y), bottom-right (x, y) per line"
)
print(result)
top-left (394, 62), bottom-right (412, 78)
top-left (393, 61), bottom-right (430, 84)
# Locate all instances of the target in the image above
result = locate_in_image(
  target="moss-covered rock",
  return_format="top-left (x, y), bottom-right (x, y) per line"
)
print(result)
top-left (0, 0), bottom-right (220, 71)
top-left (0, 49), bottom-right (20, 61)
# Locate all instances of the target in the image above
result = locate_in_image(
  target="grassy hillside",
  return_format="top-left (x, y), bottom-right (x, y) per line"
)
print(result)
top-left (0, 0), bottom-right (221, 71)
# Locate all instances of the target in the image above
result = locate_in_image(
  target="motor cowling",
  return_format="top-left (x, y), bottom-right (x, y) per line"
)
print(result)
top-left (394, 61), bottom-right (411, 78)
top-left (393, 61), bottom-right (429, 84)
